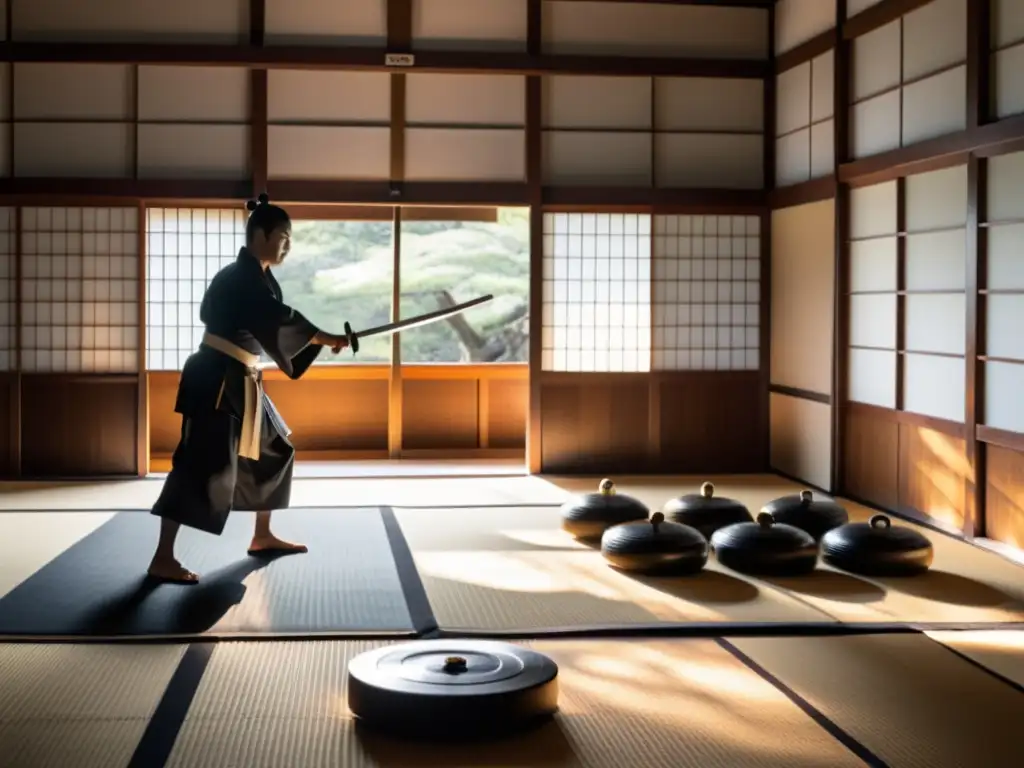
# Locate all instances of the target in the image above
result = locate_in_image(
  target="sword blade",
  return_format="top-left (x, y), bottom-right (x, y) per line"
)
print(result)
top-left (352, 294), bottom-right (494, 340)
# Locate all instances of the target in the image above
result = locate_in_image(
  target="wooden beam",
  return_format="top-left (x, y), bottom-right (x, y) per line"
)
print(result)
top-left (250, 0), bottom-right (268, 198)
top-left (526, 0), bottom-right (543, 475)
top-left (760, 1), bottom-right (776, 471)
top-left (775, 29), bottom-right (836, 74)
top-left (0, 42), bottom-right (768, 79)
top-left (831, 0), bottom-right (850, 494)
top-left (769, 176), bottom-right (837, 209)
top-left (135, 201), bottom-right (149, 477)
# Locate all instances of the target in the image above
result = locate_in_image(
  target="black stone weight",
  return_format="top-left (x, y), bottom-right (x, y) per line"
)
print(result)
top-left (761, 489), bottom-right (849, 541)
top-left (560, 478), bottom-right (650, 541)
top-left (821, 514), bottom-right (934, 577)
top-left (600, 512), bottom-right (709, 575)
top-left (661, 481), bottom-right (753, 539)
top-left (711, 512), bottom-right (818, 577)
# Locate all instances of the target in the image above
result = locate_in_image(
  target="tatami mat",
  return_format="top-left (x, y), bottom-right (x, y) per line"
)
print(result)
top-left (0, 508), bottom-right (415, 638)
top-left (395, 507), bottom-right (833, 631)
top-left (0, 474), bottom-right (568, 511)
top-left (727, 633), bottom-right (1024, 768)
top-left (926, 630), bottom-right (1024, 688)
top-left (541, 475), bottom-right (1024, 626)
top-left (0, 643), bottom-right (185, 768)
top-left (0, 511), bottom-right (115, 599)
top-left (166, 638), bottom-right (866, 768)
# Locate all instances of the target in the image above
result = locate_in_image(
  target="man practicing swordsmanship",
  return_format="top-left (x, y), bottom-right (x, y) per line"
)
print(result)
top-left (147, 194), bottom-right (350, 584)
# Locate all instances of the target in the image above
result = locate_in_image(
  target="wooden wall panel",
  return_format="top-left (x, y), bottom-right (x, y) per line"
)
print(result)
top-left (770, 392), bottom-right (832, 490)
top-left (985, 445), bottom-right (1024, 551)
top-left (20, 375), bottom-right (138, 477)
top-left (842, 405), bottom-right (899, 510)
top-left (898, 422), bottom-right (968, 530)
top-left (402, 379), bottom-right (478, 450)
top-left (487, 378), bottom-right (527, 449)
top-left (148, 372), bottom-right (390, 455)
top-left (540, 378), bottom-right (649, 473)
top-left (658, 372), bottom-right (763, 474)
top-left (0, 373), bottom-right (12, 477)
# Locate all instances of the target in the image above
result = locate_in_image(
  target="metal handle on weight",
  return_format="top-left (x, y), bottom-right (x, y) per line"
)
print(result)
top-left (344, 321), bottom-right (359, 355)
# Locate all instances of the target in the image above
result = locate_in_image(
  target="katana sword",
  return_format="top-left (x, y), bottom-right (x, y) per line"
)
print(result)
top-left (343, 294), bottom-right (494, 354)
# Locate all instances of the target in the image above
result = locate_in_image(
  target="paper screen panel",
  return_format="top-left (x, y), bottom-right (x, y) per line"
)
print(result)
top-left (0, 208), bottom-right (14, 370)
top-left (541, 2), bottom-right (768, 59)
top-left (541, 213), bottom-right (651, 373)
top-left (411, 0), bottom-right (527, 51)
top-left (774, 0), bottom-right (836, 55)
top-left (137, 66), bottom-right (250, 122)
top-left (12, 0), bottom-right (249, 43)
top-left (264, 0), bottom-right (386, 45)
top-left (653, 215), bottom-right (760, 372)
top-left (775, 52), bottom-right (833, 186)
top-left (20, 207), bottom-right (139, 373)
top-left (145, 208), bottom-right (245, 371)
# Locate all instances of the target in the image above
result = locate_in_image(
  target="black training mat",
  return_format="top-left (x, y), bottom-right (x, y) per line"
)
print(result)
top-left (0, 508), bottom-right (417, 637)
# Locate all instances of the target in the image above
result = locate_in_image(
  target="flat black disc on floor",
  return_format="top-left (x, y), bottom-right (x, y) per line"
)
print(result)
top-left (348, 640), bottom-right (559, 740)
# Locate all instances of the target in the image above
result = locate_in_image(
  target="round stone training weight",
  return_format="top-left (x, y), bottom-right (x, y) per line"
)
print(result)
top-left (347, 640), bottom-right (559, 739)
top-left (661, 481), bottom-right (754, 539)
top-left (761, 489), bottom-right (850, 541)
top-left (560, 478), bottom-right (650, 541)
top-left (711, 512), bottom-right (818, 577)
top-left (600, 512), bottom-right (709, 575)
top-left (821, 514), bottom-right (934, 577)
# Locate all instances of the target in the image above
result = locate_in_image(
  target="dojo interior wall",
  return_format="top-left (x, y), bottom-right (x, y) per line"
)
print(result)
top-left (0, 0), bottom-right (775, 478)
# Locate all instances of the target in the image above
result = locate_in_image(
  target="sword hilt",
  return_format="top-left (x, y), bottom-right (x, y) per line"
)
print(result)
top-left (344, 321), bottom-right (359, 355)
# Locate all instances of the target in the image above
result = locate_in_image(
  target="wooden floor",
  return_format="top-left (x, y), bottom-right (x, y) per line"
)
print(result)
top-left (1, 465), bottom-right (1023, 767)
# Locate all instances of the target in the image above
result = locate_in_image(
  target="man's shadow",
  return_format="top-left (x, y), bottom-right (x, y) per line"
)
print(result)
top-left (78, 552), bottom-right (293, 636)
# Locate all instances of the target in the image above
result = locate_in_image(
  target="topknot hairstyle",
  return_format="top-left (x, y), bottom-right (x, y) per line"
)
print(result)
top-left (245, 193), bottom-right (291, 245)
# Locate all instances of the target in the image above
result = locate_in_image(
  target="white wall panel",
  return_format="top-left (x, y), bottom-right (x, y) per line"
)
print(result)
top-left (848, 0), bottom-right (885, 16)
top-left (775, 0), bottom-right (836, 55)
top-left (777, 63), bottom-right (811, 136)
top-left (992, 0), bottom-right (1024, 50)
top-left (987, 295), bottom-right (1024, 360)
top-left (265, 0), bottom-right (385, 45)
top-left (138, 125), bottom-right (250, 179)
top-left (138, 67), bottom-right (250, 122)
top-left (542, 3), bottom-right (768, 58)
top-left (811, 121), bottom-right (835, 178)
top-left (543, 76), bottom-right (651, 129)
top-left (904, 294), bottom-right (965, 355)
top-left (655, 134), bottom-right (763, 189)
top-left (849, 347), bottom-right (897, 407)
top-left (267, 71), bottom-right (391, 124)
top-left (407, 74), bottom-right (525, 125)
top-left (988, 151), bottom-right (1024, 222)
top-left (267, 126), bottom-right (390, 179)
top-left (904, 353), bottom-right (964, 422)
top-left (770, 199), bottom-right (834, 394)
top-left (405, 129), bottom-right (525, 181)
top-left (412, 0), bottom-right (526, 51)
top-left (905, 231), bottom-right (966, 290)
top-left (12, 0), bottom-right (248, 42)
top-left (988, 223), bottom-right (1024, 289)
top-left (769, 393), bottom-right (833, 491)
top-left (850, 294), bottom-right (897, 349)
top-left (852, 21), bottom-right (901, 101)
top-left (543, 132), bottom-right (651, 186)
top-left (811, 51), bottom-right (835, 122)
top-left (850, 181), bottom-right (898, 238)
top-left (776, 130), bottom-right (811, 187)
top-left (850, 237), bottom-right (898, 292)
top-left (905, 163), bottom-right (968, 230)
top-left (901, 65), bottom-right (967, 146)
top-left (902, 0), bottom-right (967, 81)
top-left (655, 78), bottom-right (763, 132)
top-left (985, 361), bottom-right (1024, 433)
top-left (993, 43), bottom-right (1024, 119)
top-left (14, 64), bottom-right (132, 120)
top-left (851, 90), bottom-right (901, 158)
top-left (15, 124), bottom-right (132, 177)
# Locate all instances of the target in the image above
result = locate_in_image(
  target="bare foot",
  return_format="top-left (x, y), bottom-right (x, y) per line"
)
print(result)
top-left (147, 558), bottom-right (200, 584)
top-left (248, 535), bottom-right (308, 556)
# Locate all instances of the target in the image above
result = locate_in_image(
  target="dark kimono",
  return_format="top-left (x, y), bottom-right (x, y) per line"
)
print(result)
top-left (151, 247), bottom-right (323, 535)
